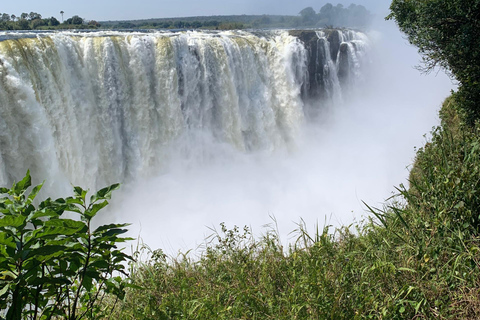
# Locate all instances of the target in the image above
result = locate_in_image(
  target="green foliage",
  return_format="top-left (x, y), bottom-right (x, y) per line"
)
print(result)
top-left (387, 0), bottom-right (480, 122)
top-left (99, 4), bottom-right (373, 31)
top-left (0, 172), bottom-right (133, 320)
top-left (0, 11), bottom-right (98, 30)
top-left (113, 95), bottom-right (480, 319)
top-left (316, 3), bottom-right (373, 28)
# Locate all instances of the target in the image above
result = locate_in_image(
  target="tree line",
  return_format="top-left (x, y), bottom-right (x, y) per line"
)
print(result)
top-left (0, 11), bottom-right (101, 30)
top-left (0, 3), bottom-right (373, 31)
top-left (299, 3), bottom-right (373, 28)
top-left (101, 3), bottom-right (373, 30)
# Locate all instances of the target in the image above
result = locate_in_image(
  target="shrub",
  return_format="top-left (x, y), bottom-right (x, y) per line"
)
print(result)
top-left (0, 171), bottom-right (133, 320)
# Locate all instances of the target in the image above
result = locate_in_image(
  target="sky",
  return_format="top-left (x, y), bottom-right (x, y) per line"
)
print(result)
top-left (1, 0), bottom-right (389, 21)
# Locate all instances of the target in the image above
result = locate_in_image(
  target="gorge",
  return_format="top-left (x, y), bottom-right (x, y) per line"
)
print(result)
top-left (0, 28), bottom-right (451, 251)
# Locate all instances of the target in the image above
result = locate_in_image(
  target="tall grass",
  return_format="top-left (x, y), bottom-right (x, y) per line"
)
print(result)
top-left (111, 94), bottom-right (480, 319)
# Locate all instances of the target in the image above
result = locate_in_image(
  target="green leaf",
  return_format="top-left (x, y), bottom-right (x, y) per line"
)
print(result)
top-left (0, 215), bottom-right (27, 228)
top-left (91, 183), bottom-right (120, 203)
top-left (35, 219), bottom-right (87, 237)
top-left (93, 223), bottom-right (130, 234)
top-left (84, 201), bottom-right (108, 220)
top-left (26, 245), bottom-right (66, 260)
top-left (0, 283), bottom-right (10, 297)
top-left (90, 260), bottom-right (110, 269)
top-left (28, 209), bottom-right (61, 221)
top-left (82, 275), bottom-right (93, 292)
top-left (13, 170), bottom-right (32, 195)
top-left (27, 182), bottom-right (44, 203)
top-left (73, 186), bottom-right (87, 201)
top-left (0, 232), bottom-right (16, 249)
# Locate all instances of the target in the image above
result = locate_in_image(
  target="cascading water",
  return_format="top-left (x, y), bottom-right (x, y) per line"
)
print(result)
top-left (0, 29), bottom-right (369, 196)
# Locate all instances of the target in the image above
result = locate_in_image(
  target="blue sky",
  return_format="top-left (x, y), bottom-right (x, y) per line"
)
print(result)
top-left (1, 0), bottom-right (389, 22)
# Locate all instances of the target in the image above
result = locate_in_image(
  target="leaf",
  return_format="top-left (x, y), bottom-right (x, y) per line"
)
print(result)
top-left (0, 215), bottom-right (27, 228)
top-left (27, 182), bottom-right (44, 203)
top-left (29, 277), bottom-right (71, 286)
top-left (91, 183), bottom-right (120, 203)
top-left (90, 260), bottom-right (110, 269)
top-left (93, 223), bottom-right (130, 234)
top-left (0, 283), bottom-right (10, 297)
top-left (35, 219), bottom-right (87, 237)
top-left (13, 170), bottom-right (32, 195)
top-left (95, 228), bottom-right (128, 239)
top-left (0, 232), bottom-right (15, 249)
top-left (28, 209), bottom-right (60, 221)
top-left (84, 201), bottom-right (108, 220)
top-left (0, 270), bottom-right (17, 281)
top-left (73, 186), bottom-right (88, 203)
top-left (82, 275), bottom-right (93, 292)
top-left (26, 245), bottom-right (66, 260)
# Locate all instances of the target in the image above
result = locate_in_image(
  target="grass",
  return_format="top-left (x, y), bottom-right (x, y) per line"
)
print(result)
top-left (109, 93), bottom-right (480, 319)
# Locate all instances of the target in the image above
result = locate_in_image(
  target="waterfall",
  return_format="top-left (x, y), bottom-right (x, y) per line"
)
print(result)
top-left (0, 29), bottom-right (369, 193)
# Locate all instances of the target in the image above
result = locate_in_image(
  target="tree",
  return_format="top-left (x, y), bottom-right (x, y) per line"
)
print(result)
top-left (388, 0), bottom-right (480, 121)
top-left (49, 16), bottom-right (60, 26)
top-left (87, 20), bottom-right (101, 28)
top-left (299, 7), bottom-right (317, 24)
top-left (70, 15), bottom-right (84, 25)
top-left (31, 18), bottom-right (46, 29)
top-left (16, 19), bottom-right (30, 30)
top-left (1, 13), bottom-right (10, 22)
top-left (28, 12), bottom-right (42, 21)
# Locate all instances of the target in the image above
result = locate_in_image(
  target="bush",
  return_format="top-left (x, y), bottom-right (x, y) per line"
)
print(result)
top-left (0, 171), bottom-right (133, 320)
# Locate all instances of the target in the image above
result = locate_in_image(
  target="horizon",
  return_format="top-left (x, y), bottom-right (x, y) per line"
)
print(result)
top-left (1, 0), bottom-right (388, 23)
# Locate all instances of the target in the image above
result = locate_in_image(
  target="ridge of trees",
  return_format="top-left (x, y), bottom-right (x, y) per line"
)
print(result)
top-left (0, 4), bottom-right (372, 31)
top-left (0, 12), bottom-right (100, 30)
top-left (299, 3), bottom-right (373, 27)
top-left (100, 3), bottom-right (373, 30)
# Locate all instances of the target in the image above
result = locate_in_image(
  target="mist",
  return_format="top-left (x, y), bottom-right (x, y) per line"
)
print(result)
top-left (108, 19), bottom-right (454, 255)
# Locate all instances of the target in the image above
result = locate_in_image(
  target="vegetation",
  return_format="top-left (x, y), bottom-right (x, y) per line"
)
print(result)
top-left (0, 3), bottom-right (372, 31)
top-left (387, 0), bottom-right (480, 122)
top-left (299, 3), bottom-right (374, 28)
top-left (0, 12), bottom-right (100, 30)
top-left (0, 172), bottom-right (132, 320)
top-left (100, 3), bottom-right (373, 30)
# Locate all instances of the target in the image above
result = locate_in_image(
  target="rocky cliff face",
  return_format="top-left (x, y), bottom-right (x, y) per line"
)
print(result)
top-left (289, 29), bottom-right (369, 112)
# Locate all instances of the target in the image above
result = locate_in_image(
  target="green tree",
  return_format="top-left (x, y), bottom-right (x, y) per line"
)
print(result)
top-left (1, 13), bottom-right (10, 22)
top-left (31, 19), bottom-right (46, 29)
top-left (299, 7), bottom-right (317, 25)
top-left (28, 12), bottom-right (42, 21)
top-left (48, 16), bottom-right (60, 26)
top-left (387, 0), bottom-right (480, 121)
